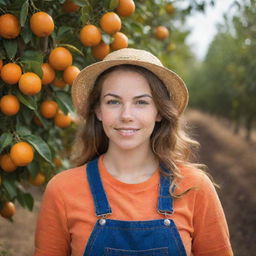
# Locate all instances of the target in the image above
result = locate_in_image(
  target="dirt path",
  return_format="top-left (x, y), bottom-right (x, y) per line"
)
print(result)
top-left (0, 110), bottom-right (255, 255)
top-left (186, 110), bottom-right (256, 256)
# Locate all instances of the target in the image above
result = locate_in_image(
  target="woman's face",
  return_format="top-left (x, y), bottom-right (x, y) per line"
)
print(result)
top-left (95, 69), bottom-right (162, 152)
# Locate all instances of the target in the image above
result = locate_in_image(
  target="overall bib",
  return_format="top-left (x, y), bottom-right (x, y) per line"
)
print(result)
top-left (83, 157), bottom-right (187, 256)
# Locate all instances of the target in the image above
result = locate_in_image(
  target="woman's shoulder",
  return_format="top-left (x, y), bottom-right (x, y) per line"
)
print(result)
top-left (176, 165), bottom-right (214, 193)
top-left (47, 164), bottom-right (87, 190)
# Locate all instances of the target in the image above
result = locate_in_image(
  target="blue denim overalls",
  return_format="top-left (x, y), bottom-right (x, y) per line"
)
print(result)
top-left (83, 157), bottom-right (187, 256)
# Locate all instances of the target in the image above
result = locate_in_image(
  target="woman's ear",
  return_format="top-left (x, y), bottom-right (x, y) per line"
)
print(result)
top-left (156, 113), bottom-right (162, 122)
top-left (95, 106), bottom-right (102, 121)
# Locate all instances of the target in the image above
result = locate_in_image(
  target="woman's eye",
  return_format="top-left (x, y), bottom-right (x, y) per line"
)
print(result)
top-left (136, 100), bottom-right (149, 105)
top-left (106, 99), bottom-right (120, 105)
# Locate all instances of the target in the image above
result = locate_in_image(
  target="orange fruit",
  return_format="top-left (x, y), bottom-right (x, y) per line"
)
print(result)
top-left (116, 0), bottom-right (135, 17)
top-left (18, 72), bottom-right (42, 95)
top-left (40, 100), bottom-right (58, 119)
top-left (0, 154), bottom-right (17, 172)
top-left (62, 0), bottom-right (80, 13)
top-left (63, 65), bottom-right (80, 85)
top-left (53, 78), bottom-right (66, 88)
top-left (92, 41), bottom-right (110, 60)
top-left (10, 141), bottom-right (34, 166)
top-left (41, 63), bottom-right (55, 85)
top-left (79, 24), bottom-right (101, 47)
top-left (54, 111), bottom-right (72, 128)
top-left (0, 202), bottom-right (16, 219)
top-left (49, 47), bottom-right (73, 71)
top-left (165, 3), bottom-right (175, 15)
top-left (154, 26), bottom-right (169, 40)
top-left (29, 172), bottom-right (46, 186)
top-left (0, 14), bottom-right (20, 39)
top-left (30, 12), bottom-right (54, 37)
top-left (0, 95), bottom-right (20, 116)
top-left (0, 63), bottom-right (22, 85)
top-left (33, 116), bottom-right (43, 126)
top-left (110, 32), bottom-right (128, 51)
top-left (100, 12), bottom-right (121, 35)
top-left (53, 157), bottom-right (62, 167)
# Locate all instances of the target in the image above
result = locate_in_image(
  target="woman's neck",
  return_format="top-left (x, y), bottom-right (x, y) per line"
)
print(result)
top-left (103, 146), bottom-right (159, 182)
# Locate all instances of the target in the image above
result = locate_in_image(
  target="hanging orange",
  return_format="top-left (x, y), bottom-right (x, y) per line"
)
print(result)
top-left (154, 26), bottom-right (169, 40)
top-left (54, 111), bottom-right (72, 128)
top-left (0, 63), bottom-right (22, 85)
top-left (49, 47), bottom-right (73, 71)
top-left (30, 12), bottom-right (54, 37)
top-left (79, 24), bottom-right (101, 47)
top-left (63, 65), bottom-right (80, 85)
top-left (0, 13), bottom-right (20, 39)
top-left (100, 12), bottom-right (121, 35)
top-left (110, 32), bottom-right (128, 51)
top-left (92, 41), bottom-right (110, 60)
top-left (41, 63), bottom-right (56, 85)
top-left (10, 141), bottom-right (34, 166)
top-left (116, 0), bottom-right (135, 17)
top-left (0, 202), bottom-right (16, 219)
top-left (18, 72), bottom-right (42, 95)
top-left (0, 154), bottom-right (17, 172)
top-left (62, 0), bottom-right (80, 13)
top-left (40, 100), bottom-right (58, 119)
top-left (0, 95), bottom-right (20, 116)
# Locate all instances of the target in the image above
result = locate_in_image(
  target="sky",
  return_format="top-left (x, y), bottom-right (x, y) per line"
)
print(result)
top-left (185, 0), bottom-right (235, 60)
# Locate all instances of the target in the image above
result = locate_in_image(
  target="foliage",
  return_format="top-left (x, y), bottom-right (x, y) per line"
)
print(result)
top-left (188, 0), bottom-right (256, 140)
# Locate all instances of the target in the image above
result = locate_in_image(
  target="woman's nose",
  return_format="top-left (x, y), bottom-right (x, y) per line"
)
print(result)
top-left (120, 104), bottom-right (133, 122)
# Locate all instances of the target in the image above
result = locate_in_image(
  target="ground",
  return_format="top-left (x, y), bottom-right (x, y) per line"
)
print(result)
top-left (0, 109), bottom-right (255, 255)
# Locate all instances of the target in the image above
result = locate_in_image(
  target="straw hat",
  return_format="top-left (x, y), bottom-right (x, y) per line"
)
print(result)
top-left (72, 48), bottom-right (188, 116)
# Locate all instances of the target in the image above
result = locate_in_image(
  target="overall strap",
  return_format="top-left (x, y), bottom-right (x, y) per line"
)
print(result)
top-left (158, 164), bottom-right (174, 214)
top-left (86, 157), bottom-right (112, 217)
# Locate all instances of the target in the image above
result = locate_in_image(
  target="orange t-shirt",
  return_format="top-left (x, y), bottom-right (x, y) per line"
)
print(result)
top-left (34, 154), bottom-right (233, 256)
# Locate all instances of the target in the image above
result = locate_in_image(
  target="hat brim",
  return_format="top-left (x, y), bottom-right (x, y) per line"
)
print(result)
top-left (72, 59), bottom-right (189, 117)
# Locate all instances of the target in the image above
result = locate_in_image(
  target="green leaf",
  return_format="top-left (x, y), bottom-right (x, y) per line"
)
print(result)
top-left (0, 132), bottom-right (13, 153)
top-left (57, 26), bottom-right (72, 38)
top-left (109, 0), bottom-right (119, 10)
top-left (74, 0), bottom-right (90, 7)
top-left (21, 50), bottom-right (44, 63)
top-left (20, 0), bottom-right (29, 27)
top-left (3, 39), bottom-right (18, 59)
top-left (16, 125), bottom-right (32, 136)
top-left (27, 160), bottom-right (40, 178)
top-left (3, 179), bottom-right (17, 199)
top-left (15, 91), bottom-right (37, 110)
top-left (55, 91), bottom-right (75, 113)
top-left (80, 4), bottom-right (93, 24)
top-left (57, 43), bottom-right (84, 57)
top-left (17, 191), bottom-right (34, 211)
top-left (21, 24), bottom-right (33, 44)
top-left (22, 134), bottom-right (52, 163)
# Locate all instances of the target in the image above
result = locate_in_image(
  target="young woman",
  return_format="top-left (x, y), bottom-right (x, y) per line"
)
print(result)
top-left (34, 48), bottom-right (233, 256)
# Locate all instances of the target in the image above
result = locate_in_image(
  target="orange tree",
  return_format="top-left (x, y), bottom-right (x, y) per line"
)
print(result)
top-left (0, 0), bottom-right (215, 220)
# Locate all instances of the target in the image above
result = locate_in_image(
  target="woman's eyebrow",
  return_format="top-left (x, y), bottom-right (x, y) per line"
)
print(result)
top-left (103, 93), bottom-right (152, 99)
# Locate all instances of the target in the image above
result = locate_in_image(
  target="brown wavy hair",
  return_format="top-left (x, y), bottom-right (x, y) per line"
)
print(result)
top-left (71, 64), bottom-right (208, 197)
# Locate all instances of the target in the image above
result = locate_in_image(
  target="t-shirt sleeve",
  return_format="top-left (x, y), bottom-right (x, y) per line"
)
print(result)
top-left (33, 175), bottom-right (71, 256)
top-left (192, 173), bottom-right (233, 256)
